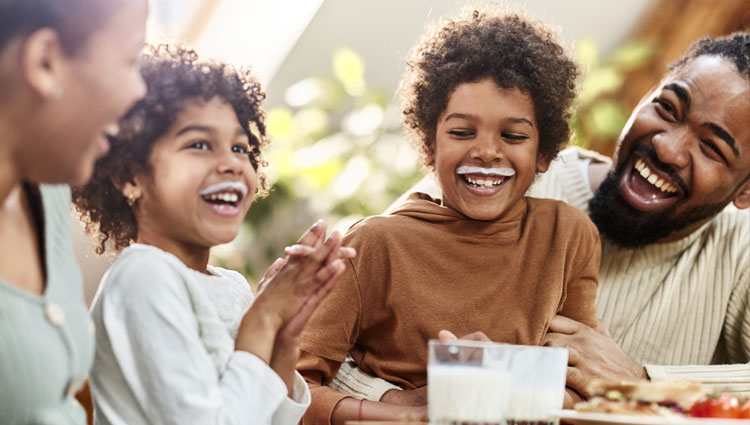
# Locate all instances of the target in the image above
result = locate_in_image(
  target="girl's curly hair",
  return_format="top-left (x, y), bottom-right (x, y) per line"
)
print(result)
top-left (73, 44), bottom-right (269, 254)
top-left (399, 4), bottom-right (579, 168)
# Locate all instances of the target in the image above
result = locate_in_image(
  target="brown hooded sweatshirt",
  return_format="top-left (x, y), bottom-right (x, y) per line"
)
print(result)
top-left (298, 193), bottom-right (601, 424)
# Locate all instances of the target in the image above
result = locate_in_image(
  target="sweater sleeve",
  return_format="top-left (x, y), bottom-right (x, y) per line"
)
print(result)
top-left (98, 257), bottom-right (292, 425)
top-left (298, 252), bottom-right (364, 424)
top-left (558, 214), bottom-right (601, 329)
top-left (327, 360), bottom-right (401, 401)
top-left (645, 266), bottom-right (750, 397)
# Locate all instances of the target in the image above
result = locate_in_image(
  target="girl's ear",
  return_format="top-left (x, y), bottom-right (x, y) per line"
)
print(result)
top-left (732, 178), bottom-right (750, 209)
top-left (536, 153), bottom-right (553, 173)
top-left (111, 173), bottom-right (142, 202)
top-left (20, 29), bottom-right (68, 100)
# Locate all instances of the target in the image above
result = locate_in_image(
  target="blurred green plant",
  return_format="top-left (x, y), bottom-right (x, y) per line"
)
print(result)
top-left (570, 38), bottom-right (654, 149)
top-left (211, 47), bottom-right (423, 282)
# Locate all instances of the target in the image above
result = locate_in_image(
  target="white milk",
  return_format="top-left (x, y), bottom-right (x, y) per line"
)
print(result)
top-left (428, 365), bottom-right (510, 423)
top-left (506, 388), bottom-right (563, 421)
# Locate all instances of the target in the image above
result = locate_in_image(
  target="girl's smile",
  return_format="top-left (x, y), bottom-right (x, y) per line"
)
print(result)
top-left (200, 181), bottom-right (249, 218)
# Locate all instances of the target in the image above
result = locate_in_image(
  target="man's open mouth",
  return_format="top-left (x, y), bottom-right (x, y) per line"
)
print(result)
top-left (618, 154), bottom-right (684, 211)
top-left (633, 158), bottom-right (679, 194)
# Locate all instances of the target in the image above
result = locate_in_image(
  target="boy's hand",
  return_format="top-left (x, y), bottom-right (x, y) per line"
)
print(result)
top-left (437, 329), bottom-right (491, 341)
top-left (381, 386), bottom-right (427, 406)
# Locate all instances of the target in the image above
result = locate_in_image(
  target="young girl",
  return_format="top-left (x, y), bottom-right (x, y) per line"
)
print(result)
top-left (297, 6), bottom-right (600, 424)
top-left (73, 45), bottom-right (353, 425)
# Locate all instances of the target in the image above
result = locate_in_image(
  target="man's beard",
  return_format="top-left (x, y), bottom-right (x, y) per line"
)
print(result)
top-left (588, 148), bottom-right (730, 248)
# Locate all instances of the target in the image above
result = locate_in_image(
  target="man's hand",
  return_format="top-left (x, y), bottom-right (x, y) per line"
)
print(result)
top-left (563, 387), bottom-right (585, 409)
top-left (542, 315), bottom-right (648, 397)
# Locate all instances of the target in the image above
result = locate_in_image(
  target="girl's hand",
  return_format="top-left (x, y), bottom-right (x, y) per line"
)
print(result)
top-left (270, 252), bottom-right (349, 395)
top-left (236, 227), bottom-right (346, 363)
top-left (257, 220), bottom-right (355, 294)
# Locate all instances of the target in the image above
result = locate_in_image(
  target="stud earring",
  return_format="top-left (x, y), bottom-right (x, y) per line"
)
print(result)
top-left (127, 193), bottom-right (136, 206)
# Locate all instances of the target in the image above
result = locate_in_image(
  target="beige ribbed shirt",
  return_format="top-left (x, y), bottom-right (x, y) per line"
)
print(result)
top-left (342, 147), bottom-right (750, 398)
top-left (528, 147), bottom-right (750, 396)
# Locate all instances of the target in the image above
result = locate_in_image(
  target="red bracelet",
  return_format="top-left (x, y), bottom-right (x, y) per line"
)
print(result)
top-left (359, 398), bottom-right (365, 421)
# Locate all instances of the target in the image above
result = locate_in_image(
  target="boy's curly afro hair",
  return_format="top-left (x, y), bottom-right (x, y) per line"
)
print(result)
top-left (399, 4), bottom-right (579, 168)
top-left (73, 44), bottom-right (269, 254)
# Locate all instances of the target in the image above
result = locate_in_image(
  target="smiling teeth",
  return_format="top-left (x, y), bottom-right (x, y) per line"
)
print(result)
top-left (464, 176), bottom-right (506, 188)
top-left (634, 159), bottom-right (677, 193)
top-left (205, 192), bottom-right (239, 203)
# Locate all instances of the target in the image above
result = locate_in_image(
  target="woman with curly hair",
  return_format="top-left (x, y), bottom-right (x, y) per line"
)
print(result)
top-left (0, 0), bottom-right (146, 423)
top-left (73, 45), bottom-right (355, 425)
top-left (296, 5), bottom-right (600, 423)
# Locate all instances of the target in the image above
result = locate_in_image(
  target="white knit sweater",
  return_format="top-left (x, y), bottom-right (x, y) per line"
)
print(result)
top-left (339, 147), bottom-right (750, 398)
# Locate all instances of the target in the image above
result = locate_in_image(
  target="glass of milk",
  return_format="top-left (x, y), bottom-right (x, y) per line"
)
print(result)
top-left (427, 340), bottom-right (567, 425)
top-left (500, 345), bottom-right (567, 425)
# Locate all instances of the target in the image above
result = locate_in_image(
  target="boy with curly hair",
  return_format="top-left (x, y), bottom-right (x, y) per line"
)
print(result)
top-left (297, 5), bottom-right (600, 424)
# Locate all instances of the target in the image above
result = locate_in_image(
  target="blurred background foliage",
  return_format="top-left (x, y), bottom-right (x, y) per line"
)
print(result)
top-left (570, 38), bottom-right (654, 152)
top-left (212, 47), bottom-right (423, 281)
top-left (212, 40), bottom-right (654, 283)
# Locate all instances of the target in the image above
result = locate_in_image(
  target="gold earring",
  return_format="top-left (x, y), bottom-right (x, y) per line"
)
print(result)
top-left (127, 193), bottom-right (136, 206)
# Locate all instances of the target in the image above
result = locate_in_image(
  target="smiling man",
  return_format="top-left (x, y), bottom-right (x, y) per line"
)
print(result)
top-left (534, 33), bottom-right (750, 395)
top-left (332, 32), bottom-right (750, 404)
top-left (536, 33), bottom-right (750, 399)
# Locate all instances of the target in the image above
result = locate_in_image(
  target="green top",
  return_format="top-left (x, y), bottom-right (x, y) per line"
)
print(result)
top-left (0, 184), bottom-right (94, 425)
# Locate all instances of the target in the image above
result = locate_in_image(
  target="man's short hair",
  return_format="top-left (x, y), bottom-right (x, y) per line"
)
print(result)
top-left (670, 32), bottom-right (750, 81)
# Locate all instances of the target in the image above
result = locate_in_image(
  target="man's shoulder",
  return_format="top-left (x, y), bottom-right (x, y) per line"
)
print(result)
top-left (704, 206), bottom-right (750, 249)
top-left (528, 147), bottom-right (611, 208)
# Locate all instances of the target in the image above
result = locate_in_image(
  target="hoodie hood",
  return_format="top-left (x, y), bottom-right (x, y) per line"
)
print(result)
top-left (390, 192), bottom-right (527, 241)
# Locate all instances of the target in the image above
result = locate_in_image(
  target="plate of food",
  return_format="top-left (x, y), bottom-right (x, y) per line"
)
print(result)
top-left (553, 379), bottom-right (750, 425)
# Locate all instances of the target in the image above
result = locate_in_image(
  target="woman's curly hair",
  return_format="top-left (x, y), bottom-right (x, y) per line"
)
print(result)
top-left (73, 44), bottom-right (269, 255)
top-left (399, 4), bottom-right (579, 168)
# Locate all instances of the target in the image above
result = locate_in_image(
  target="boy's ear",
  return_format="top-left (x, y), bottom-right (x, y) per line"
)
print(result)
top-left (536, 153), bottom-right (553, 174)
top-left (732, 178), bottom-right (750, 209)
top-left (20, 29), bottom-right (68, 99)
top-left (424, 138), bottom-right (436, 166)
